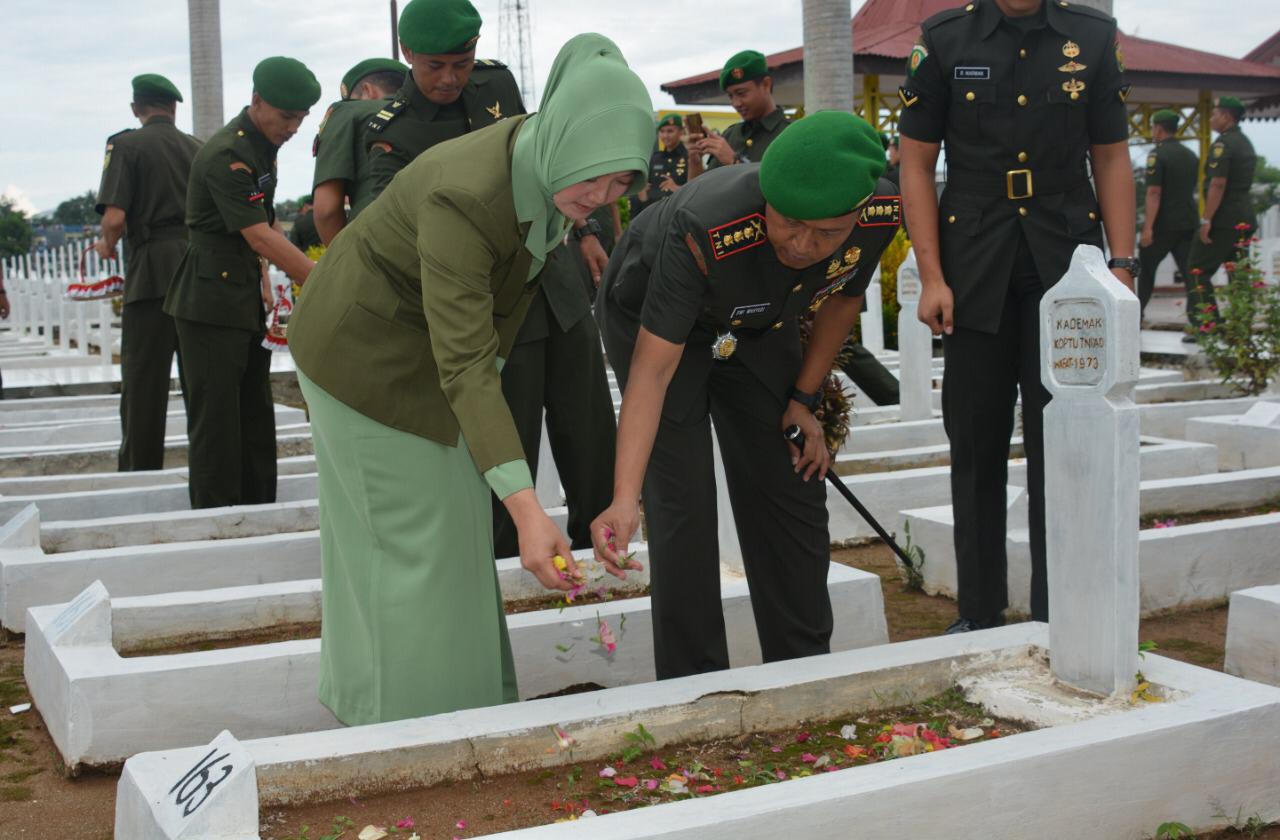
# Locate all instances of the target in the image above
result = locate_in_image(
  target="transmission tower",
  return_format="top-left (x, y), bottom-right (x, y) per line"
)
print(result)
top-left (498, 0), bottom-right (536, 107)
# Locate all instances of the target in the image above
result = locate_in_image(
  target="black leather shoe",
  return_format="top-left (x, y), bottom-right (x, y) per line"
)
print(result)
top-left (945, 616), bottom-right (1004, 635)
top-left (1181, 334), bottom-right (1198, 343)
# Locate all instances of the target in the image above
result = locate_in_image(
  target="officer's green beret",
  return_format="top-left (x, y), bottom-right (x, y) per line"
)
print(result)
top-left (658, 113), bottom-right (683, 129)
top-left (1216, 95), bottom-right (1245, 117)
top-left (759, 111), bottom-right (885, 221)
top-left (1151, 109), bottom-right (1180, 130)
top-left (253, 57), bottom-right (322, 110)
top-left (132, 74), bottom-right (183, 103)
top-left (341, 58), bottom-right (408, 99)
top-left (719, 50), bottom-right (768, 90)
top-left (398, 0), bottom-right (482, 55)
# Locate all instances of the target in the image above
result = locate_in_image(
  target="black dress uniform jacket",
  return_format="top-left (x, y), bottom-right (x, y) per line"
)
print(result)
top-left (1145, 138), bottom-right (1199, 235)
top-left (705, 106), bottom-right (788, 170)
top-left (630, 141), bottom-right (689, 219)
top-left (598, 164), bottom-right (896, 423)
top-left (363, 61), bottom-right (526, 200)
top-left (898, 0), bottom-right (1129, 333)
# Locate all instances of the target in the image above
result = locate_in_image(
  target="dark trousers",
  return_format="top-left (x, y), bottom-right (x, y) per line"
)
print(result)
top-left (492, 312), bottom-right (617, 558)
top-left (1186, 224), bottom-right (1254, 327)
top-left (1137, 228), bottom-right (1193, 317)
top-left (174, 318), bottom-right (276, 509)
top-left (118, 298), bottom-right (182, 471)
top-left (626, 357), bottom-right (832, 679)
top-left (942, 238), bottom-right (1050, 623)
top-left (840, 341), bottom-right (900, 406)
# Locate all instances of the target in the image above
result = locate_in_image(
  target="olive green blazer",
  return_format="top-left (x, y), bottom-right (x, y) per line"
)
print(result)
top-left (288, 115), bottom-right (539, 476)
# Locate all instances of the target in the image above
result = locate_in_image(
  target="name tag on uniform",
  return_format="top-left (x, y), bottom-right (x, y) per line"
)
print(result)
top-left (730, 303), bottom-right (771, 320)
top-left (954, 67), bottom-right (991, 80)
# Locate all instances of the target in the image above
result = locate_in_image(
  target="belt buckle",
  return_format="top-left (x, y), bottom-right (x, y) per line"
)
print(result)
top-left (1006, 168), bottom-right (1033, 200)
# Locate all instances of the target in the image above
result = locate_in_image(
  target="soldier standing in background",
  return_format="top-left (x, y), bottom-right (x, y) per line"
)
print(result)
top-left (94, 74), bottom-right (201, 471)
top-left (362, 0), bottom-right (526, 200)
top-left (687, 50), bottom-right (789, 180)
top-left (289, 194), bottom-right (323, 252)
top-left (629, 114), bottom-right (689, 220)
top-left (1137, 110), bottom-right (1198, 318)
top-left (311, 58), bottom-right (407, 245)
top-left (164, 57), bottom-right (321, 508)
top-left (1185, 96), bottom-right (1258, 338)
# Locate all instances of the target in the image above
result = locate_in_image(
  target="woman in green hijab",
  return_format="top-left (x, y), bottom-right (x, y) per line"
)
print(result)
top-left (288, 34), bottom-right (654, 726)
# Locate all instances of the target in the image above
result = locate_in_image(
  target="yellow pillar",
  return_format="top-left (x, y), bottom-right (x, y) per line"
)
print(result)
top-left (862, 73), bottom-right (880, 125)
top-left (1197, 89), bottom-right (1212, 216)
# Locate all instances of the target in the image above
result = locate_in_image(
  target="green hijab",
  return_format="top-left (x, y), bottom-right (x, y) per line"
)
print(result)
top-left (512, 34), bottom-right (655, 279)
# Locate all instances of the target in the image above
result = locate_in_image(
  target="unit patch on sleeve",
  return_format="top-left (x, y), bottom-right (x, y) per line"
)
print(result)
top-left (707, 213), bottom-right (768, 261)
top-left (857, 195), bottom-right (902, 228)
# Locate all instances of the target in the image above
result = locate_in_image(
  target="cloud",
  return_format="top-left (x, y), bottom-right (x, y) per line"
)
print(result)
top-left (1, 185), bottom-right (39, 217)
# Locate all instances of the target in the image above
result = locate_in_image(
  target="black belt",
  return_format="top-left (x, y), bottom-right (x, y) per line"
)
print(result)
top-left (945, 166), bottom-right (1089, 199)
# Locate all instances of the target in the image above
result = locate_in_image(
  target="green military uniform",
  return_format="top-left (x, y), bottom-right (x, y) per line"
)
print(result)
top-left (899, 0), bottom-right (1129, 626)
top-left (311, 97), bottom-right (389, 220)
top-left (596, 151), bottom-right (885, 678)
top-left (164, 107), bottom-right (283, 509)
top-left (289, 209), bottom-right (322, 252)
top-left (1187, 106), bottom-right (1258, 327)
top-left (96, 107), bottom-right (201, 471)
top-left (1138, 116), bottom-right (1199, 315)
top-left (363, 60), bottom-right (526, 200)
top-left (705, 106), bottom-right (789, 170)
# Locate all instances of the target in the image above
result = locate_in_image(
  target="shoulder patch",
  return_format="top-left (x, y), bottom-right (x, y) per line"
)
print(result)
top-left (908, 37), bottom-right (929, 76)
top-left (707, 213), bottom-right (768, 261)
top-left (684, 232), bottom-right (709, 276)
top-left (1212, 142), bottom-right (1225, 158)
top-left (366, 98), bottom-right (407, 134)
top-left (1145, 152), bottom-right (1157, 171)
top-left (229, 161), bottom-right (253, 174)
top-left (857, 195), bottom-right (902, 228)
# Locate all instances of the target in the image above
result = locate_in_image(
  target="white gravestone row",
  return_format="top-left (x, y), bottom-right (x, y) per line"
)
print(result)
top-left (896, 250), bottom-right (933, 422)
top-left (1041, 245), bottom-right (1141, 696)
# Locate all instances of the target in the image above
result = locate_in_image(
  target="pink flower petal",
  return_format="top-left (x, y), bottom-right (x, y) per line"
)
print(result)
top-left (800, 753), bottom-right (818, 764)
top-left (396, 818), bottom-right (415, 829)
top-left (599, 766), bottom-right (617, 778)
top-left (795, 731), bottom-right (810, 743)
top-left (456, 819), bottom-right (467, 830)
top-left (615, 776), bottom-right (639, 788)
top-left (645, 778), bottom-right (660, 790)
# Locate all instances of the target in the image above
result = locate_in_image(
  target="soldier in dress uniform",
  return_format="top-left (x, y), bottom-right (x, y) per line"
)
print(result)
top-left (163, 57), bottom-right (321, 508)
top-left (591, 112), bottom-right (889, 679)
top-left (289, 194), bottom-right (323, 252)
top-left (93, 74), bottom-right (202, 471)
top-left (311, 58), bottom-right (408, 245)
top-left (687, 50), bottom-right (789, 179)
top-left (898, 0), bottom-right (1137, 632)
top-left (629, 113), bottom-right (689, 219)
top-left (1185, 95), bottom-right (1258, 336)
top-left (1137, 109), bottom-right (1198, 318)
top-left (883, 134), bottom-right (901, 188)
top-left (362, 0), bottom-right (527, 201)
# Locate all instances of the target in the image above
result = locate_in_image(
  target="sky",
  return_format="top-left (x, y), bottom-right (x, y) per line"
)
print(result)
top-left (1, 0), bottom-right (1278, 216)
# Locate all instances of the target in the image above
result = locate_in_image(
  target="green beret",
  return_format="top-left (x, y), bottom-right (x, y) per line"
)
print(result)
top-left (341, 58), bottom-right (408, 99)
top-left (398, 0), bottom-right (482, 55)
top-left (132, 73), bottom-right (183, 103)
top-left (720, 50), bottom-right (768, 90)
top-left (1151, 109), bottom-right (1180, 130)
top-left (253, 57), bottom-right (321, 110)
top-left (760, 111), bottom-right (885, 221)
top-left (658, 113), bottom-right (683, 129)
top-left (1216, 95), bottom-right (1245, 116)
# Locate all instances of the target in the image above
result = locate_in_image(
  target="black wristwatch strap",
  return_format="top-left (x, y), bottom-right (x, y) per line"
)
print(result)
top-left (789, 387), bottom-right (822, 412)
top-left (572, 218), bottom-right (604, 241)
top-left (1107, 256), bottom-right (1140, 276)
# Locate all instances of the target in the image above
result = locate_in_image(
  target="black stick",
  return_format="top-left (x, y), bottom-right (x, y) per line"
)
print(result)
top-left (783, 425), bottom-right (918, 571)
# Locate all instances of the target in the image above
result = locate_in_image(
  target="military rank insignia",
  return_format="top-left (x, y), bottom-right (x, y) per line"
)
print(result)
top-left (898, 86), bottom-right (919, 108)
top-left (707, 213), bottom-right (767, 261)
top-left (366, 99), bottom-right (407, 134)
top-left (857, 196), bottom-right (902, 228)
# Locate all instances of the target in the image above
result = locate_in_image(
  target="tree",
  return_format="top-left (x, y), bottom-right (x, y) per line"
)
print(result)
top-left (51, 191), bottom-right (99, 226)
top-left (188, 0), bottom-right (225, 141)
top-left (0, 198), bottom-right (33, 258)
top-left (802, 0), bottom-right (854, 113)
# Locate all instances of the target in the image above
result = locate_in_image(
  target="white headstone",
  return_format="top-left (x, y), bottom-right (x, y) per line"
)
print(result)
top-left (711, 421), bottom-right (745, 574)
top-left (1240, 401), bottom-right (1280, 428)
top-left (45, 580), bottom-right (111, 647)
top-left (860, 266), bottom-right (886, 354)
top-left (1040, 245), bottom-right (1140, 696)
top-left (896, 250), bottom-right (932, 421)
top-left (115, 730), bottom-right (258, 840)
top-left (0, 504), bottom-right (42, 548)
top-left (534, 418), bottom-right (563, 508)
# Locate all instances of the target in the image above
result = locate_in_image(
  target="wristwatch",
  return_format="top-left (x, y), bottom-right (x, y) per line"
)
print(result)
top-left (789, 386), bottom-right (822, 412)
top-left (572, 217), bottom-right (604, 241)
top-left (1107, 256), bottom-right (1140, 277)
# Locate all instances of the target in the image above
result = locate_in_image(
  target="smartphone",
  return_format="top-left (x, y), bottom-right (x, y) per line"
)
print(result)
top-left (686, 112), bottom-right (704, 136)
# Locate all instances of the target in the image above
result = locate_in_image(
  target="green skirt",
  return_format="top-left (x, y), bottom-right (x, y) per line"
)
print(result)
top-left (298, 370), bottom-right (518, 726)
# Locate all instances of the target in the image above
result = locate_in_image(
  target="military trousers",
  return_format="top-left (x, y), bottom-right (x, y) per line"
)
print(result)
top-left (614, 353), bottom-right (833, 680)
top-left (1137, 228), bottom-right (1193, 317)
top-left (492, 305), bottom-right (617, 559)
top-left (942, 237), bottom-right (1050, 624)
top-left (1186, 223), bottom-right (1254, 328)
top-left (174, 318), bottom-right (277, 509)
top-left (840, 341), bottom-right (900, 406)
top-left (118, 298), bottom-right (182, 471)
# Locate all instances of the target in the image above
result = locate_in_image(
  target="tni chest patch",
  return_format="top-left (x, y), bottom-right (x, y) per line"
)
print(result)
top-left (707, 213), bottom-right (767, 261)
top-left (857, 196), bottom-right (901, 228)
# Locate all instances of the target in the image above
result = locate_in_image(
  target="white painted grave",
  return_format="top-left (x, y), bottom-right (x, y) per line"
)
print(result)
top-left (27, 558), bottom-right (887, 768)
top-left (1186, 400), bottom-right (1280, 470)
top-left (895, 249), bottom-right (933, 421)
top-left (1040, 245), bottom-right (1140, 695)
top-left (859, 265), bottom-right (885, 353)
top-left (1224, 585), bottom-right (1280, 687)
